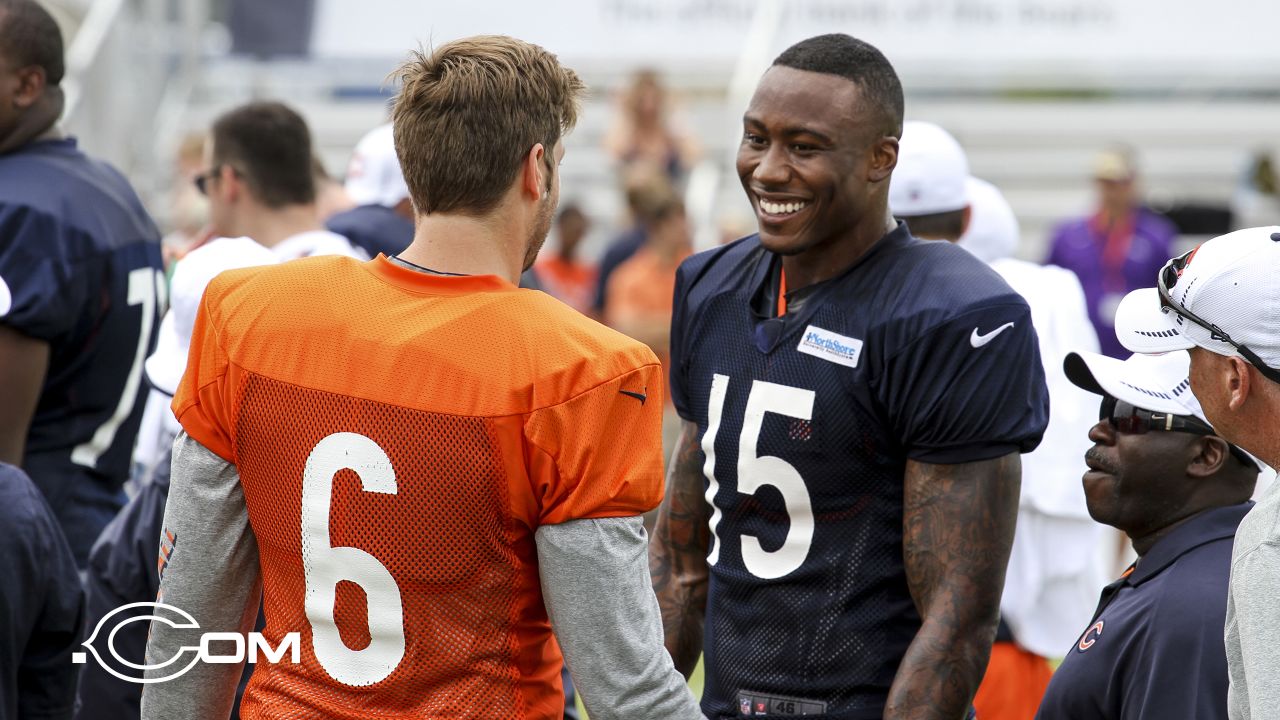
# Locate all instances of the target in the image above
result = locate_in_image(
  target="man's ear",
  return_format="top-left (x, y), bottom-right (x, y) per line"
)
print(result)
top-left (13, 66), bottom-right (46, 109)
top-left (522, 143), bottom-right (547, 201)
top-left (1187, 435), bottom-right (1230, 479)
top-left (1228, 356), bottom-right (1252, 411)
top-left (959, 205), bottom-right (973, 237)
top-left (220, 164), bottom-right (242, 203)
top-left (868, 135), bottom-right (898, 183)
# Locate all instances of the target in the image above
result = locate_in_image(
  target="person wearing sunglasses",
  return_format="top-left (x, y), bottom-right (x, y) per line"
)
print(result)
top-left (1112, 225), bottom-right (1280, 720)
top-left (1035, 350), bottom-right (1259, 720)
top-left (193, 101), bottom-right (367, 263)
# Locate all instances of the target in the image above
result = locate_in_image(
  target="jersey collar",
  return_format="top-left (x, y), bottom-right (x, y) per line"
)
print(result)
top-left (1126, 502), bottom-right (1252, 586)
top-left (364, 253), bottom-right (516, 295)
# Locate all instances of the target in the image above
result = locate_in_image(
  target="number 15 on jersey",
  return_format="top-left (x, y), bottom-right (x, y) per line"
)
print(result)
top-left (702, 373), bottom-right (816, 580)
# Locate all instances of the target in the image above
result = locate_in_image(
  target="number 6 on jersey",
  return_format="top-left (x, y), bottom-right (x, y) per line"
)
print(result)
top-left (302, 432), bottom-right (406, 686)
top-left (703, 374), bottom-right (816, 580)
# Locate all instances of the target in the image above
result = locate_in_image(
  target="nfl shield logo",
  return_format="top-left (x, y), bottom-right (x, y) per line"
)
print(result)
top-left (740, 696), bottom-right (752, 715)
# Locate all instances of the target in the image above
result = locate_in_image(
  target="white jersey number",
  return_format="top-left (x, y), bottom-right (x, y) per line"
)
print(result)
top-left (703, 375), bottom-right (816, 579)
top-left (72, 267), bottom-right (166, 469)
top-left (301, 432), bottom-right (405, 686)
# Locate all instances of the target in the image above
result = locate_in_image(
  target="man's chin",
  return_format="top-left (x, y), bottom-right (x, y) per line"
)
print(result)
top-left (757, 230), bottom-right (810, 257)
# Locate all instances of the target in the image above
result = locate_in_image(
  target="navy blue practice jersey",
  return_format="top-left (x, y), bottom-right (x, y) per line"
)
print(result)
top-left (0, 138), bottom-right (164, 565)
top-left (670, 224), bottom-right (1049, 720)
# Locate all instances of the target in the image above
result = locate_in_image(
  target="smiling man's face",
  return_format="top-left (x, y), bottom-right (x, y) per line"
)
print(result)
top-left (736, 65), bottom-right (893, 259)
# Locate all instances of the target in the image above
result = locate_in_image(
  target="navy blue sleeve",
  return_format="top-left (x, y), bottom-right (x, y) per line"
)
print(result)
top-left (0, 463), bottom-right (83, 720)
top-left (668, 257), bottom-right (694, 422)
top-left (877, 301), bottom-right (1049, 464)
top-left (0, 203), bottom-right (86, 341)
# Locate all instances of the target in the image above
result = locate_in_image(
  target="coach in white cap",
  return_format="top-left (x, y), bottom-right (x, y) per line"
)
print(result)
top-left (1038, 350), bottom-right (1257, 720)
top-left (325, 122), bottom-right (416, 258)
top-left (1113, 225), bottom-right (1280, 720)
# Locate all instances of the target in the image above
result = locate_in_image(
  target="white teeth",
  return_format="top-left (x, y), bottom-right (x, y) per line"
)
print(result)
top-left (760, 199), bottom-right (808, 215)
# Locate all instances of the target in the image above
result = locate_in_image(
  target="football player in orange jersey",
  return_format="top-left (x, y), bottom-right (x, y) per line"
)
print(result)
top-left (141, 35), bottom-right (703, 720)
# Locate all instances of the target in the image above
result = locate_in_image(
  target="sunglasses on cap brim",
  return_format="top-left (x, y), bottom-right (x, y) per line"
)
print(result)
top-left (1157, 248), bottom-right (1280, 385)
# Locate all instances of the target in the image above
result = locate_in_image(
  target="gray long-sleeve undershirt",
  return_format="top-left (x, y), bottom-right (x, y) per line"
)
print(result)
top-left (141, 432), bottom-right (702, 719)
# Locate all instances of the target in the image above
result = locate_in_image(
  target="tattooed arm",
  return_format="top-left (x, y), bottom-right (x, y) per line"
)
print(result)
top-left (885, 454), bottom-right (1021, 720)
top-left (649, 419), bottom-right (711, 679)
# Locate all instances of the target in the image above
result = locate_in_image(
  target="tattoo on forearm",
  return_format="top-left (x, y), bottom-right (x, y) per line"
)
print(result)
top-left (649, 420), bottom-right (712, 678)
top-left (885, 455), bottom-right (1021, 720)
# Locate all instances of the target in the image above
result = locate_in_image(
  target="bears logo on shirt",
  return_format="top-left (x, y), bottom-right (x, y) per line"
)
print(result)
top-left (1078, 620), bottom-right (1105, 652)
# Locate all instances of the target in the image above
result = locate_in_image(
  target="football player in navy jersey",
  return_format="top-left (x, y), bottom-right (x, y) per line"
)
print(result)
top-left (650, 34), bottom-right (1050, 720)
top-left (0, 0), bottom-right (165, 567)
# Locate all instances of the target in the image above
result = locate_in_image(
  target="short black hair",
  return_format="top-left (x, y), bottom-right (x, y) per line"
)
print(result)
top-left (0, 0), bottom-right (65, 85)
top-left (900, 209), bottom-right (967, 240)
top-left (211, 101), bottom-right (315, 208)
top-left (773, 33), bottom-right (904, 138)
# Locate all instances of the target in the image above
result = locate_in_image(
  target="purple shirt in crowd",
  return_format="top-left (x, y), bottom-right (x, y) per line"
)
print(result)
top-left (1046, 207), bottom-right (1176, 358)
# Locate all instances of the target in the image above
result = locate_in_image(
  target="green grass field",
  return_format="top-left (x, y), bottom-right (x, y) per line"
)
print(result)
top-left (574, 656), bottom-right (704, 718)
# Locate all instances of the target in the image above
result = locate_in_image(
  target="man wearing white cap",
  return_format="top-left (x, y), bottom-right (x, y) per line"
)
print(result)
top-left (325, 122), bottom-right (416, 258)
top-left (1037, 350), bottom-right (1258, 720)
top-left (1112, 226), bottom-right (1280, 720)
top-left (890, 121), bottom-right (1106, 720)
top-left (77, 236), bottom-right (278, 720)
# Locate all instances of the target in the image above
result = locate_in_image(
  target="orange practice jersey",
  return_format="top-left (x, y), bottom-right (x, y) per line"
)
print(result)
top-left (173, 254), bottom-right (666, 719)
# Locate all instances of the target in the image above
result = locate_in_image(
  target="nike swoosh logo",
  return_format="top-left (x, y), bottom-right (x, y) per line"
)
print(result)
top-left (619, 389), bottom-right (647, 405)
top-left (970, 322), bottom-right (1015, 348)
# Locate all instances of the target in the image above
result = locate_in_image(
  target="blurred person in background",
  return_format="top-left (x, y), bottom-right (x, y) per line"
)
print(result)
top-left (605, 194), bottom-right (690, 363)
top-left (76, 237), bottom-right (279, 720)
top-left (161, 131), bottom-right (212, 266)
top-left (195, 100), bottom-right (367, 262)
top-left (1046, 146), bottom-right (1176, 359)
top-left (325, 122), bottom-right (416, 258)
top-left (0, 0), bottom-right (165, 568)
top-left (592, 170), bottom-right (676, 318)
top-left (1111, 227), bottom-right (1280, 720)
top-left (1232, 150), bottom-right (1280, 230)
top-left (535, 204), bottom-right (596, 315)
top-left (891, 121), bottom-right (1105, 720)
top-left (604, 69), bottom-right (699, 186)
top-left (1036, 350), bottom-right (1258, 720)
top-left (0, 461), bottom-right (81, 720)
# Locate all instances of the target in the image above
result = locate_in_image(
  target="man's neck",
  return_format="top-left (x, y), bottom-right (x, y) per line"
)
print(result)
top-left (238, 205), bottom-right (324, 250)
top-left (781, 211), bottom-right (897, 292)
top-left (0, 86), bottom-right (66, 155)
top-left (397, 211), bottom-right (526, 285)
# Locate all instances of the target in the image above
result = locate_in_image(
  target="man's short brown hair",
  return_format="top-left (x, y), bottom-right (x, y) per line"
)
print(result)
top-left (211, 101), bottom-right (315, 208)
top-left (391, 35), bottom-right (585, 216)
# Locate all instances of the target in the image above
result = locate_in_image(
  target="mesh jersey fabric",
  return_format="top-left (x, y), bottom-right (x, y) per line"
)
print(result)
top-left (172, 254), bottom-right (666, 719)
top-left (669, 225), bottom-right (1049, 719)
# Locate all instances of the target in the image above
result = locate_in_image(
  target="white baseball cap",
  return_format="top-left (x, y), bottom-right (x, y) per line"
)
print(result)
top-left (958, 176), bottom-right (1018, 264)
top-left (144, 237), bottom-right (278, 396)
top-left (889, 121), bottom-right (970, 217)
top-left (1065, 349), bottom-right (1263, 470)
top-left (1114, 226), bottom-right (1280, 381)
top-left (1064, 350), bottom-right (1207, 422)
top-left (344, 123), bottom-right (411, 208)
